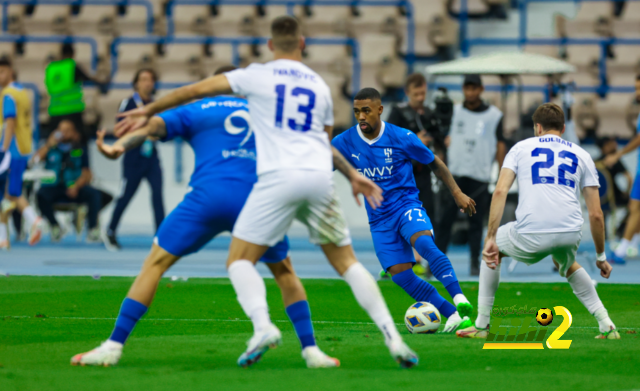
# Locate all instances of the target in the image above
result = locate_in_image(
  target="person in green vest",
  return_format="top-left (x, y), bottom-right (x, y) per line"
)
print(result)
top-left (44, 43), bottom-right (107, 141)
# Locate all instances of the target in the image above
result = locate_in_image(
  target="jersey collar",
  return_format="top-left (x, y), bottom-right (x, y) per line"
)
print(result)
top-left (356, 121), bottom-right (386, 145)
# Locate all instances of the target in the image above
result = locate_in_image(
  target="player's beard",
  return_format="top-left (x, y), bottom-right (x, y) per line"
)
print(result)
top-left (359, 121), bottom-right (374, 134)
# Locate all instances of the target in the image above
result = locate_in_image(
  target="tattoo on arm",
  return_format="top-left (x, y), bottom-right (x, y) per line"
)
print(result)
top-left (332, 147), bottom-right (355, 180)
top-left (428, 156), bottom-right (461, 196)
top-left (117, 117), bottom-right (167, 152)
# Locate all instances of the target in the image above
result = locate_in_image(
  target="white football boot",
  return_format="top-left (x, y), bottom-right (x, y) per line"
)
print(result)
top-left (302, 346), bottom-right (340, 368)
top-left (71, 340), bottom-right (123, 367)
top-left (387, 340), bottom-right (419, 368)
top-left (237, 323), bottom-right (282, 367)
top-left (28, 217), bottom-right (44, 246)
top-left (442, 314), bottom-right (473, 333)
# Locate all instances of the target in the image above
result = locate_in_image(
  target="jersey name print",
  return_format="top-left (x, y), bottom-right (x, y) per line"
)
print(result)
top-left (503, 134), bottom-right (600, 234)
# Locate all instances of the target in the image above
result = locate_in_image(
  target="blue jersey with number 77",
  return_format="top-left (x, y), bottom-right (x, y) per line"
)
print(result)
top-left (331, 121), bottom-right (435, 226)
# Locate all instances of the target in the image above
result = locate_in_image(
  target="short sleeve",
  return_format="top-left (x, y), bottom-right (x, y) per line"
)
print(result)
top-left (502, 145), bottom-right (519, 173)
top-left (404, 130), bottom-right (435, 165)
top-left (158, 106), bottom-right (191, 141)
top-left (3, 95), bottom-right (16, 119)
top-left (581, 156), bottom-right (600, 188)
top-left (224, 67), bottom-right (252, 96)
top-left (324, 93), bottom-right (334, 127)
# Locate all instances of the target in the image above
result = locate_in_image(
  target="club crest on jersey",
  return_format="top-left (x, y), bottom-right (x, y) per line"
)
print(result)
top-left (384, 148), bottom-right (393, 163)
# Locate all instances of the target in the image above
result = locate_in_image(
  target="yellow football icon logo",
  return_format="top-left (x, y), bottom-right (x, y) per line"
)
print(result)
top-left (536, 308), bottom-right (553, 326)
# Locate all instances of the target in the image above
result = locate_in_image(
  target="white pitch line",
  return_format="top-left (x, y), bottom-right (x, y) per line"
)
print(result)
top-left (3, 315), bottom-right (636, 330)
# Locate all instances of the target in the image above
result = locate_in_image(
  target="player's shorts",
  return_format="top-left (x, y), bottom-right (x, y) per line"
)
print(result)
top-left (3, 159), bottom-right (27, 197)
top-left (371, 204), bottom-right (433, 271)
top-left (155, 181), bottom-right (289, 262)
top-left (631, 173), bottom-right (640, 201)
top-left (233, 170), bottom-right (352, 247)
top-left (496, 222), bottom-right (582, 277)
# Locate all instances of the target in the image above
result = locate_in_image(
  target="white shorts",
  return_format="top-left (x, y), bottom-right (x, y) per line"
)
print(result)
top-left (233, 170), bottom-right (352, 247)
top-left (496, 222), bottom-right (582, 277)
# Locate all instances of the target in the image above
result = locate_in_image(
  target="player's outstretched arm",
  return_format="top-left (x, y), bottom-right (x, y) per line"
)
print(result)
top-left (583, 186), bottom-right (611, 278)
top-left (483, 168), bottom-right (516, 269)
top-left (97, 117), bottom-right (167, 160)
top-left (427, 156), bottom-right (476, 216)
top-left (114, 75), bottom-right (232, 137)
top-left (332, 146), bottom-right (383, 209)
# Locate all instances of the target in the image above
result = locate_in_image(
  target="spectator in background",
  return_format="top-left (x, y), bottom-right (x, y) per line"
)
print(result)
top-left (435, 74), bottom-right (506, 276)
top-left (0, 58), bottom-right (44, 249)
top-left (44, 43), bottom-right (107, 141)
top-left (35, 120), bottom-right (102, 243)
top-left (597, 137), bottom-right (632, 208)
top-left (104, 69), bottom-right (165, 251)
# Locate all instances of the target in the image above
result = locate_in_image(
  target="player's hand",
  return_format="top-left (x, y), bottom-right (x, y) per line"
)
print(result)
top-left (455, 192), bottom-right (476, 216)
top-left (483, 237), bottom-right (500, 269)
top-left (114, 107), bottom-right (151, 137)
top-left (96, 129), bottom-right (125, 160)
top-left (596, 260), bottom-right (612, 279)
top-left (603, 153), bottom-right (620, 168)
top-left (350, 172), bottom-right (384, 209)
top-left (66, 186), bottom-right (79, 199)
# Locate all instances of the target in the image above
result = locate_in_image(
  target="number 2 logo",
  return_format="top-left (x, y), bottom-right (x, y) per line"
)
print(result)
top-left (274, 84), bottom-right (316, 132)
top-left (531, 148), bottom-right (578, 188)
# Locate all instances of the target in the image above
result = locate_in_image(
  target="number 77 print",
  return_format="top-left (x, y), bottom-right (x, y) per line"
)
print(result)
top-left (483, 306), bottom-right (573, 350)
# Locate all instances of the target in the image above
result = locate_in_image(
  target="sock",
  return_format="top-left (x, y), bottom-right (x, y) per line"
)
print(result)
top-left (228, 260), bottom-right (271, 332)
top-left (615, 238), bottom-right (630, 258)
top-left (286, 300), bottom-right (316, 349)
top-left (0, 223), bottom-right (7, 242)
top-left (567, 268), bottom-right (613, 332)
top-left (109, 298), bottom-right (148, 344)
top-left (453, 294), bottom-right (470, 306)
top-left (476, 261), bottom-right (501, 329)
top-left (391, 268), bottom-right (456, 318)
top-left (343, 262), bottom-right (401, 345)
top-left (631, 233), bottom-right (640, 248)
top-left (22, 206), bottom-right (37, 228)
top-left (413, 235), bottom-right (465, 300)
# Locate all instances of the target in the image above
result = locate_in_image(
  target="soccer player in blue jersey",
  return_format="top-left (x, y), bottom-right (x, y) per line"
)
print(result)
top-left (332, 88), bottom-right (476, 332)
top-left (71, 66), bottom-right (339, 369)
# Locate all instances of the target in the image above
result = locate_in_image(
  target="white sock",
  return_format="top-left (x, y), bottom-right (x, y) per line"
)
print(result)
top-left (0, 223), bottom-right (7, 242)
top-left (228, 260), bottom-right (271, 333)
top-left (594, 307), bottom-right (615, 333)
top-left (453, 293), bottom-right (469, 306)
top-left (476, 262), bottom-right (501, 329)
top-left (445, 311), bottom-right (461, 326)
top-left (103, 339), bottom-right (123, 349)
top-left (567, 268), bottom-right (612, 332)
top-left (22, 206), bottom-right (38, 228)
top-left (615, 238), bottom-right (630, 258)
top-left (631, 233), bottom-right (640, 248)
top-left (343, 262), bottom-right (401, 345)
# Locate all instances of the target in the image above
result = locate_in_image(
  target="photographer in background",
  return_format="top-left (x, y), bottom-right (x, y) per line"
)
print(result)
top-left (435, 74), bottom-right (506, 276)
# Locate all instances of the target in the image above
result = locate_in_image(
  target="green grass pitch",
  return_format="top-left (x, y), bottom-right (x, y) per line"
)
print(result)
top-left (1, 276), bottom-right (639, 391)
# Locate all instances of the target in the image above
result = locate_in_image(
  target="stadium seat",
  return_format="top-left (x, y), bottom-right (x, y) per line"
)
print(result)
top-left (98, 89), bottom-right (134, 130)
top-left (298, 6), bottom-right (351, 37)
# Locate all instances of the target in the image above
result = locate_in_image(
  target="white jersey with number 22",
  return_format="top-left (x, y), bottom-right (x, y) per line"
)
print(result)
top-left (224, 59), bottom-right (334, 176)
top-left (503, 134), bottom-right (599, 234)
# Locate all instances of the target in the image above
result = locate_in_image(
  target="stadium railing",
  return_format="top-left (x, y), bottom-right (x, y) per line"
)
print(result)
top-left (456, 0), bottom-right (640, 97)
top-left (0, 0), bottom-right (155, 34)
top-left (163, 0), bottom-right (416, 71)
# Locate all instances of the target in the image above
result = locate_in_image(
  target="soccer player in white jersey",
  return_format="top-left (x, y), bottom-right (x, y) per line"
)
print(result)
top-left (456, 103), bottom-right (620, 340)
top-left (115, 16), bottom-right (419, 368)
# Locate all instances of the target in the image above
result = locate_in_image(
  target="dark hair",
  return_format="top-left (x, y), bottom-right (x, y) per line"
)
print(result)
top-left (405, 73), bottom-right (426, 90)
top-left (0, 57), bottom-right (12, 67)
top-left (354, 87), bottom-right (381, 102)
top-left (532, 103), bottom-right (565, 132)
top-left (271, 15), bottom-right (301, 52)
top-left (133, 68), bottom-right (158, 88)
top-left (61, 43), bottom-right (75, 58)
top-left (596, 136), bottom-right (615, 149)
top-left (214, 65), bottom-right (237, 75)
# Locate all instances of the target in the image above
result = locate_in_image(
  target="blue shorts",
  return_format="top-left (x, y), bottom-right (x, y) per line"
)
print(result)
top-left (631, 173), bottom-right (640, 201)
top-left (371, 204), bottom-right (433, 271)
top-left (156, 182), bottom-right (289, 262)
top-left (4, 159), bottom-right (27, 197)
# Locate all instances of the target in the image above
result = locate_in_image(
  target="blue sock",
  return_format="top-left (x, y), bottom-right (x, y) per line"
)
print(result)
top-left (109, 298), bottom-right (148, 344)
top-left (391, 268), bottom-right (456, 318)
top-left (286, 300), bottom-right (316, 349)
top-left (414, 235), bottom-right (463, 299)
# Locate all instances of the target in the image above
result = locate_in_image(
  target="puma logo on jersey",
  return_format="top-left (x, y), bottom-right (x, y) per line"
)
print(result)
top-left (442, 272), bottom-right (453, 279)
top-left (356, 166), bottom-right (393, 178)
top-left (352, 153), bottom-right (360, 161)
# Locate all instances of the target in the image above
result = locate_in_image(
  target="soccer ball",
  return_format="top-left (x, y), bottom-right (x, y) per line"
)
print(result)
top-left (536, 308), bottom-right (553, 326)
top-left (404, 302), bottom-right (441, 334)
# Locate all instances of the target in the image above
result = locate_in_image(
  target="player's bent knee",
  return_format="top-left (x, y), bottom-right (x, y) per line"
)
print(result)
top-left (409, 230), bottom-right (432, 248)
top-left (565, 261), bottom-right (582, 278)
top-left (321, 243), bottom-right (358, 276)
top-left (226, 236), bottom-right (268, 267)
top-left (142, 244), bottom-right (180, 272)
top-left (387, 263), bottom-right (414, 276)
